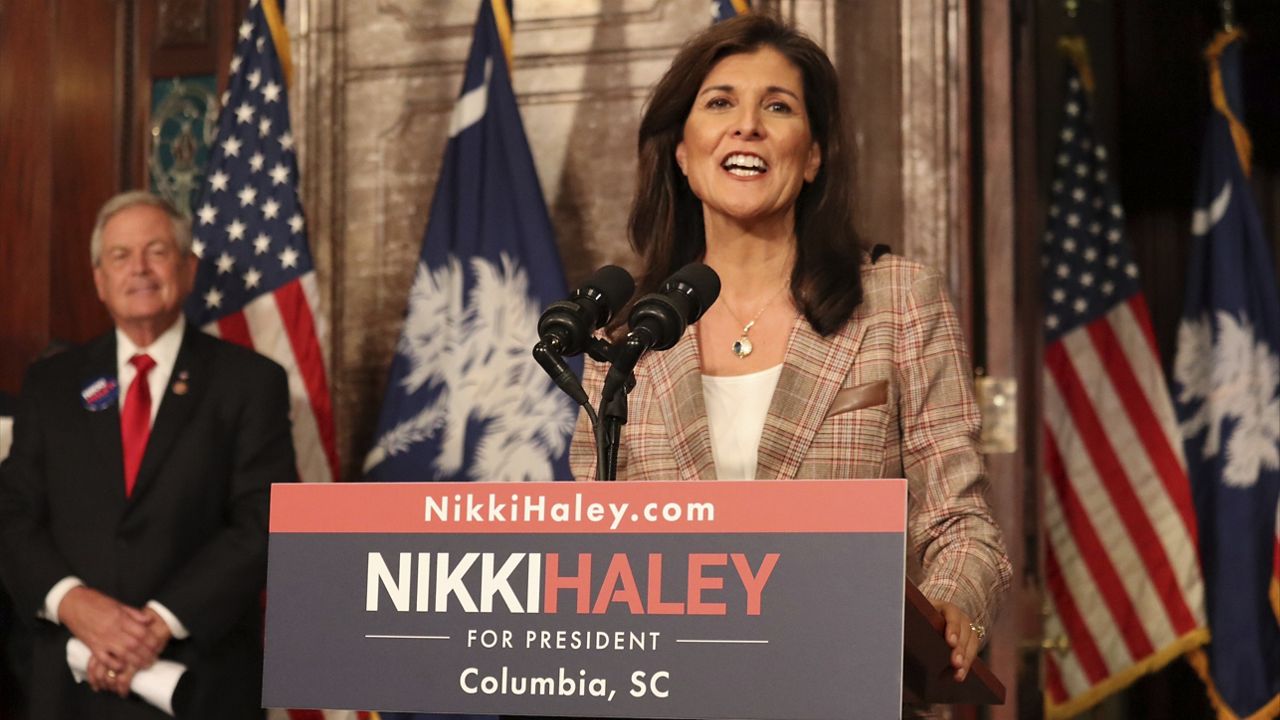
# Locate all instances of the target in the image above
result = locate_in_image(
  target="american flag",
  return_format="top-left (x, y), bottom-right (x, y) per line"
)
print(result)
top-left (184, 0), bottom-right (339, 491)
top-left (190, 7), bottom-right (356, 720)
top-left (1039, 41), bottom-right (1207, 719)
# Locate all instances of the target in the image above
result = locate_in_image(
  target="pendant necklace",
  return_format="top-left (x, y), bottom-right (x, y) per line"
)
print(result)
top-left (721, 285), bottom-right (789, 359)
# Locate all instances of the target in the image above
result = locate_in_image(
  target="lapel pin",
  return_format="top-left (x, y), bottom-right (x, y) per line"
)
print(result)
top-left (80, 376), bottom-right (119, 412)
top-left (173, 370), bottom-right (190, 396)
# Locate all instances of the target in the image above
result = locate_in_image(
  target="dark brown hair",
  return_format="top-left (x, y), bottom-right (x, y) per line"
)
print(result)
top-left (626, 13), bottom-right (864, 336)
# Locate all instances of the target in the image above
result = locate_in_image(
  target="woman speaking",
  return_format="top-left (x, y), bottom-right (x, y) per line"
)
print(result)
top-left (569, 13), bottom-right (1011, 711)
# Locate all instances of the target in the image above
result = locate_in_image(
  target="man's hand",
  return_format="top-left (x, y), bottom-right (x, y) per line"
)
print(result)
top-left (140, 605), bottom-right (174, 656)
top-left (58, 586), bottom-right (164, 673)
top-left (87, 654), bottom-right (135, 697)
top-left (931, 599), bottom-right (985, 682)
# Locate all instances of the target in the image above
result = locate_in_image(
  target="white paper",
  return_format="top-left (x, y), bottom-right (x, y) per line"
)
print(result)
top-left (65, 637), bottom-right (186, 716)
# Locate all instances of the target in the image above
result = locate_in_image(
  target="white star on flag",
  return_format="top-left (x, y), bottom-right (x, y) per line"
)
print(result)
top-left (238, 186), bottom-right (257, 207)
top-left (197, 204), bottom-right (217, 225)
top-left (203, 287), bottom-right (223, 308)
top-left (216, 252), bottom-right (235, 274)
top-left (262, 81), bottom-right (281, 103)
top-left (210, 170), bottom-right (229, 192)
top-left (222, 136), bottom-right (242, 157)
top-left (227, 219), bottom-right (247, 240)
top-left (253, 233), bottom-right (271, 255)
top-left (235, 103), bottom-right (255, 124)
top-left (279, 246), bottom-right (299, 269)
top-left (243, 267), bottom-right (262, 289)
top-left (262, 198), bottom-right (281, 219)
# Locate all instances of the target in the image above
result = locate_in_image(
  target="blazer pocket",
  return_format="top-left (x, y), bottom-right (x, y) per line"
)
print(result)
top-left (825, 380), bottom-right (889, 418)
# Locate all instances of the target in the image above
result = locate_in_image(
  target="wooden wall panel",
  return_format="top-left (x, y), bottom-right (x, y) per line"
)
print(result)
top-left (0, 0), bottom-right (243, 396)
top-left (49, 1), bottom-right (121, 347)
top-left (980, 0), bottom-right (1041, 716)
top-left (0, 0), bottom-right (55, 392)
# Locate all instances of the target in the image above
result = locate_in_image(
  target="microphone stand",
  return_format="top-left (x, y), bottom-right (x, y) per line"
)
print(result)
top-left (586, 338), bottom-right (634, 481)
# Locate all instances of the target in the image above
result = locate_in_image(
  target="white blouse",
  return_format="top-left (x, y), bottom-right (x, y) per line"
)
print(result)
top-left (700, 364), bottom-right (784, 480)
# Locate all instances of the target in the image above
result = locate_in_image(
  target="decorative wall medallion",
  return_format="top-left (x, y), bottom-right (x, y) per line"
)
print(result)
top-left (148, 76), bottom-right (219, 217)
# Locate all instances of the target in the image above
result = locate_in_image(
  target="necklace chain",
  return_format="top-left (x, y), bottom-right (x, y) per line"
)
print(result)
top-left (720, 284), bottom-right (788, 358)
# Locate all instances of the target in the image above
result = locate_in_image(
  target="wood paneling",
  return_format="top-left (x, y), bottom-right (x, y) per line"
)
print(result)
top-left (49, 0), bottom-right (121, 347)
top-left (0, 0), bottom-right (120, 392)
top-left (0, 0), bottom-right (55, 392)
top-left (979, 0), bottom-right (1043, 716)
top-left (0, 0), bottom-right (243, 396)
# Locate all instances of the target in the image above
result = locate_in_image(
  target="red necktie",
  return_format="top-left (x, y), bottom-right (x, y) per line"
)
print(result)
top-left (121, 353), bottom-right (156, 497)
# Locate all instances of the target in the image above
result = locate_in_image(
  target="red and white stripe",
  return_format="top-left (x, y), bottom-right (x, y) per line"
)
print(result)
top-left (1043, 295), bottom-right (1206, 712)
top-left (203, 273), bottom-right (339, 484)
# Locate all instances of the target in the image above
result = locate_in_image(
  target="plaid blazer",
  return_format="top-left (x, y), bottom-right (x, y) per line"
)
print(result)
top-left (570, 255), bottom-right (1012, 627)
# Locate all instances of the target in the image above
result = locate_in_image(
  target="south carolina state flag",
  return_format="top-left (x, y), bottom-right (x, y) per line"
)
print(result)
top-left (711, 0), bottom-right (750, 22)
top-left (363, 0), bottom-right (576, 486)
top-left (1172, 29), bottom-right (1280, 720)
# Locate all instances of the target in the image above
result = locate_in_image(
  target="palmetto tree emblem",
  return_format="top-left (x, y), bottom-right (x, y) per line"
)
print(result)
top-left (363, 253), bottom-right (576, 481)
top-left (1174, 311), bottom-right (1280, 488)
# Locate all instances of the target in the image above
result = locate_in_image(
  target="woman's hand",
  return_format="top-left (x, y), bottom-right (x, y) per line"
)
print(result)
top-left (931, 600), bottom-right (985, 681)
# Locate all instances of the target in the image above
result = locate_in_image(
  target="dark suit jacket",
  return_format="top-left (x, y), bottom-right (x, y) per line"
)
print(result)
top-left (0, 326), bottom-right (295, 719)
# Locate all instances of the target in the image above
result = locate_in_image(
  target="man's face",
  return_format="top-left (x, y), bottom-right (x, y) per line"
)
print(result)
top-left (92, 204), bottom-right (195, 340)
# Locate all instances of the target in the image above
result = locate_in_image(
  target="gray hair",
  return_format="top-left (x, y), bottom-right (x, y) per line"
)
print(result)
top-left (89, 191), bottom-right (193, 266)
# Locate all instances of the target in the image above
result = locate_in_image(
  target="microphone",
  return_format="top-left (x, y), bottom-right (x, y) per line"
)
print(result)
top-left (534, 265), bottom-right (636, 406)
top-left (602, 262), bottom-right (721, 402)
top-left (536, 265), bottom-right (635, 357)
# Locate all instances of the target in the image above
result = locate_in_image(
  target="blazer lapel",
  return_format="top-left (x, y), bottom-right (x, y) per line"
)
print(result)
top-left (128, 326), bottom-right (211, 503)
top-left (755, 307), bottom-right (871, 480)
top-left (651, 326), bottom-right (717, 481)
top-left (80, 334), bottom-right (126, 499)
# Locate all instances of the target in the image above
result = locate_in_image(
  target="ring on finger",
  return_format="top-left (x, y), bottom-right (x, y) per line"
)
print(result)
top-left (969, 622), bottom-right (986, 641)
top-left (106, 668), bottom-right (117, 680)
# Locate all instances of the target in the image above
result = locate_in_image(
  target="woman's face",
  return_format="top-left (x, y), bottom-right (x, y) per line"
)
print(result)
top-left (675, 46), bottom-right (822, 230)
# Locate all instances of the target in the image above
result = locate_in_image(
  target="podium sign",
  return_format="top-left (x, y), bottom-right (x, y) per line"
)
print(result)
top-left (263, 480), bottom-right (907, 719)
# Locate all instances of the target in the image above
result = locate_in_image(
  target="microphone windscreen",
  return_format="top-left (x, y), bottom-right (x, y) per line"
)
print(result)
top-left (582, 264), bottom-right (636, 318)
top-left (663, 262), bottom-right (721, 323)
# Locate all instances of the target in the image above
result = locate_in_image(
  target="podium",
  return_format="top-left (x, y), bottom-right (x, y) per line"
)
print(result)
top-left (264, 480), bottom-right (1003, 717)
top-left (903, 581), bottom-right (1005, 705)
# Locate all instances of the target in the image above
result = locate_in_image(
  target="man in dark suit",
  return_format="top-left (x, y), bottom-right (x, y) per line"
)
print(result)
top-left (0, 191), bottom-right (295, 719)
